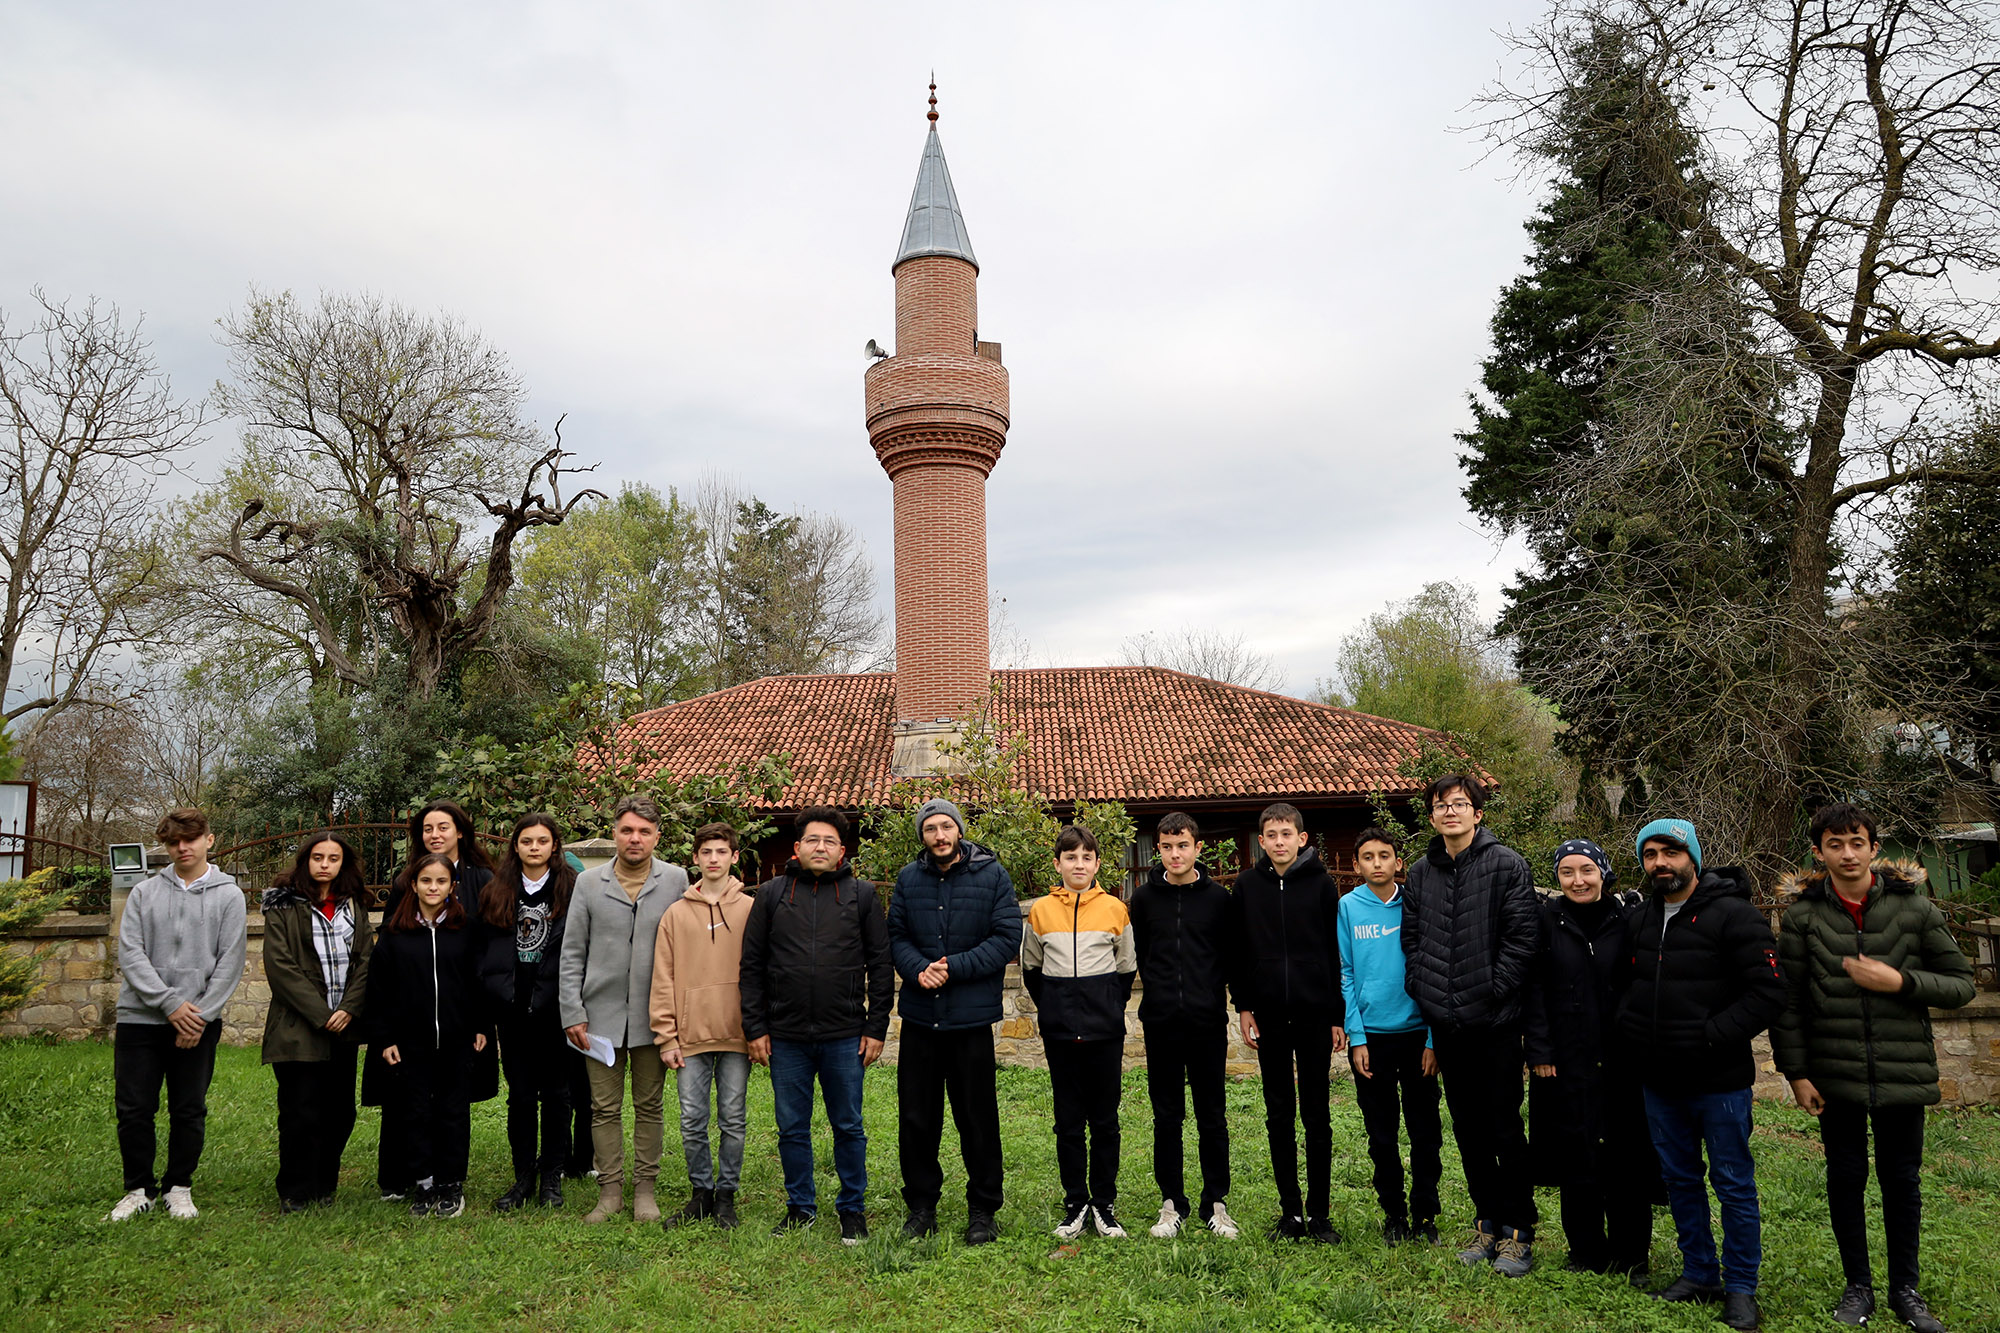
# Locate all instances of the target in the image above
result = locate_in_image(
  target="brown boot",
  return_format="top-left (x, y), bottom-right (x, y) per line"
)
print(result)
top-left (582, 1181), bottom-right (623, 1224)
top-left (632, 1180), bottom-right (660, 1224)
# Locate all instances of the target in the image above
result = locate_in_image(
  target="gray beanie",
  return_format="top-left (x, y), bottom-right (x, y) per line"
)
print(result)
top-left (915, 798), bottom-right (967, 840)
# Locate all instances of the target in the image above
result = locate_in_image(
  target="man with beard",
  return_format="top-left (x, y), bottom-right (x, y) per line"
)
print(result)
top-left (1620, 819), bottom-right (1785, 1331)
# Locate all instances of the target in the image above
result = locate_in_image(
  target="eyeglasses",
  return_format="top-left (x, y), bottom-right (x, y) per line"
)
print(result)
top-left (1431, 802), bottom-right (1476, 815)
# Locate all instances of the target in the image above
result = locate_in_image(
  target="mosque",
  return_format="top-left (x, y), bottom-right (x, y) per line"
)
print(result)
top-left (614, 87), bottom-right (1442, 886)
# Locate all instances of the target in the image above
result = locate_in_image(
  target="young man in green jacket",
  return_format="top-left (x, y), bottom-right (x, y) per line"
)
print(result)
top-left (1773, 803), bottom-right (1976, 1333)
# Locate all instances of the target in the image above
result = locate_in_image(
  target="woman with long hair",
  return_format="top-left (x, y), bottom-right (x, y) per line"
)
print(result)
top-left (262, 832), bottom-right (373, 1211)
top-left (368, 853), bottom-right (489, 1218)
top-left (479, 813), bottom-right (578, 1212)
top-left (369, 799), bottom-right (499, 1200)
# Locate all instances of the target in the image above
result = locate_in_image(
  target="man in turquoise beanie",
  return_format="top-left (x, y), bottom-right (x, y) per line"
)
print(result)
top-left (1633, 819), bottom-right (1702, 874)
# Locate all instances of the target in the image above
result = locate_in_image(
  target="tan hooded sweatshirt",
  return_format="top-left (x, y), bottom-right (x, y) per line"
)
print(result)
top-left (650, 875), bottom-right (753, 1055)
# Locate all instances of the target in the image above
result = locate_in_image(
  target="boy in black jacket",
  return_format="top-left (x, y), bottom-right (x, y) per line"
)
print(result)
top-left (1622, 818), bottom-right (1784, 1332)
top-left (1129, 812), bottom-right (1237, 1240)
top-left (739, 807), bottom-right (894, 1245)
top-left (1228, 803), bottom-right (1345, 1243)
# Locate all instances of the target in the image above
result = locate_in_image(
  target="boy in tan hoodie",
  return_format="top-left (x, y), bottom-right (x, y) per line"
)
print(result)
top-left (651, 822), bottom-right (754, 1229)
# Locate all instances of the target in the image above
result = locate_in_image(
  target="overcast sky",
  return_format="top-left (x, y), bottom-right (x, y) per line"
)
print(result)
top-left (1, 1), bottom-right (1552, 697)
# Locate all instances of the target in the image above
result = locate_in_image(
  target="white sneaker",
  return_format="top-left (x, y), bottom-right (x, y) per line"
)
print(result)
top-left (1206, 1203), bottom-right (1240, 1240)
top-left (1052, 1202), bottom-right (1090, 1239)
top-left (1091, 1204), bottom-right (1128, 1239)
top-left (1149, 1200), bottom-right (1184, 1238)
top-left (162, 1186), bottom-right (199, 1219)
top-left (106, 1188), bottom-right (153, 1221)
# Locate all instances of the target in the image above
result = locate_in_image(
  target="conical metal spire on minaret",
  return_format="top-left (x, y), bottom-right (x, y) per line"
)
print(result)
top-left (894, 77), bottom-right (978, 273)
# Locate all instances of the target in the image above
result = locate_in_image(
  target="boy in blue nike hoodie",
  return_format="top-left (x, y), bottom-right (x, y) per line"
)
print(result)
top-left (1338, 827), bottom-right (1442, 1244)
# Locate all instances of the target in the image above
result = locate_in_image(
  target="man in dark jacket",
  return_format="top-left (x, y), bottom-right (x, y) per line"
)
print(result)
top-left (1229, 802), bottom-right (1345, 1244)
top-left (1130, 812), bottom-right (1237, 1240)
top-left (1399, 773), bottom-right (1540, 1276)
top-left (739, 806), bottom-right (893, 1245)
top-left (887, 797), bottom-right (1023, 1245)
top-left (1621, 818), bottom-right (1784, 1331)
top-left (1773, 803), bottom-right (1974, 1333)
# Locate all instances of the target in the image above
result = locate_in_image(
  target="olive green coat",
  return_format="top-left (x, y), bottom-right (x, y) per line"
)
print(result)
top-left (1771, 861), bottom-right (1975, 1107)
top-left (260, 887), bottom-right (374, 1065)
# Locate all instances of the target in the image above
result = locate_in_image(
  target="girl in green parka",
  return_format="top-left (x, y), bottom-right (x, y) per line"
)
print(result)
top-left (1773, 803), bottom-right (1975, 1333)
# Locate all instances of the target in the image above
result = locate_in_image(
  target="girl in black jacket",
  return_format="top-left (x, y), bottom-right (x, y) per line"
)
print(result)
top-left (1524, 839), bottom-right (1657, 1279)
top-left (478, 813), bottom-right (576, 1213)
top-left (369, 854), bottom-right (489, 1219)
top-left (369, 800), bottom-right (498, 1198)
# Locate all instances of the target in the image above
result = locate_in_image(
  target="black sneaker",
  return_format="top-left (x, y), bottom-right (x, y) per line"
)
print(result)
top-left (1382, 1215), bottom-right (1411, 1245)
top-left (538, 1171), bottom-right (564, 1208)
top-left (771, 1205), bottom-right (816, 1235)
top-left (432, 1184), bottom-right (466, 1219)
top-left (1306, 1217), bottom-right (1342, 1244)
top-left (965, 1210), bottom-right (999, 1245)
top-left (279, 1197), bottom-right (312, 1215)
top-left (1832, 1284), bottom-right (1876, 1326)
top-left (1052, 1202), bottom-right (1090, 1240)
top-left (1272, 1212), bottom-right (1309, 1241)
top-left (838, 1211), bottom-right (869, 1246)
top-left (1654, 1276), bottom-right (1725, 1304)
top-left (408, 1186), bottom-right (435, 1218)
top-left (1412, 1218), bottom-right (1440, 1245)
top-left (1091, 1204), bottom-right (1128, 1239)
top-left (494, 1177), bottom-right (534, 1213)
top-left (1888, 1286), bottom-right (1945, 1333)
top-left (664, 1187), bottom-right (713, 1231)
top-left (1718, 1291), bottom-right (1761, 1330)
top-left (712, 1189), bottom-right (739, 1230)
top-left (901, 1207), bottom-right (938, 1239)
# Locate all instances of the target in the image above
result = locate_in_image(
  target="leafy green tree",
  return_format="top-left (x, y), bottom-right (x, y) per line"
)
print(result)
top-left (1366, 736), bottom-right (1567, 888)
top-left (516, 484), bottom-right (706, 709)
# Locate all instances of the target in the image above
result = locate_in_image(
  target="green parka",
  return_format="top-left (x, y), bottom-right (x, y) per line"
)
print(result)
top-left (1771, 860), bottom-right (1975, 1107)
top-left (260, 885), bottom-right (374, 1065)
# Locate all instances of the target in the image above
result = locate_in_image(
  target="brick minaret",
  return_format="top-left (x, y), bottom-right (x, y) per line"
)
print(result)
top-left (866, 83), bottom-right (1009, 769)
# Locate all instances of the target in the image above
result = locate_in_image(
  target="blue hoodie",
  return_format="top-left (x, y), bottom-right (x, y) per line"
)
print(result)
top-left (1337, 884), bottom-right (1429, 1047)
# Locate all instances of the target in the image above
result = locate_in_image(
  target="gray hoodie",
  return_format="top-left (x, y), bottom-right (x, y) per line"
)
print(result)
top-left (115, 865), bottom-right (249, 1025)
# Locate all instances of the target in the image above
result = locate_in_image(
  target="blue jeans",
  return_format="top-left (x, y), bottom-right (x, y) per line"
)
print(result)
top-left (1644, 1086), bottom-right (1761, 1293)
top-left (769, 1038), bottom-right (868, 1214)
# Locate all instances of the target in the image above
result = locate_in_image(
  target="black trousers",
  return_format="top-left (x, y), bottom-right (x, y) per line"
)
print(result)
top-left (1045, 1038), bottom-right (1123, 1210)
top-left (499, 1010), bottom-right (572, 1178)
top-left (274, 1046), bottom-right (358, 1203)
top-left (1253, 1006), bottom-right (1335, 1219)
top-left (1822, 1101), bottom-right (1926, 1291)
top-left (114, 1022), bottom-right (221, 1194)
top-left (1142, 1018), bottom-right (1230, 1215)
top-left (383, 1043), bottom-right (473, 1188)
top-left (1350, 1028), bottom-right (1443, 1223)
top-left (1431, 1021), bottom-right (1537, 1234)
top-left (898, 1023), bottom-right (1005, 1214)
top-left (1554, 1070), bottom-right (1655, 1271)
top-left (564, 1046), bottom-right (593, 1174)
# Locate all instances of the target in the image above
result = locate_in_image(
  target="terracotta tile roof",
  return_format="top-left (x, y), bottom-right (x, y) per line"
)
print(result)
top-left (615, 666), bottom-right (1443, 810)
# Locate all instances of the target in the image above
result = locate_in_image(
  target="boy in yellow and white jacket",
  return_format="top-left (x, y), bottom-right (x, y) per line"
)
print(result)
top-left (1022, 825), bottom-right (1137, 1240)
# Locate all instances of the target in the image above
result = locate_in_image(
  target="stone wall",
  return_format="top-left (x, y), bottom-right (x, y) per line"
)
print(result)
top-left (9, 913), bottom-right (1999, 1108)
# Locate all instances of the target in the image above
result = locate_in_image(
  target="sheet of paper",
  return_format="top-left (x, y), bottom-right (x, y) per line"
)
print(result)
top-left (581, 1031), bottom-right (617, 1066)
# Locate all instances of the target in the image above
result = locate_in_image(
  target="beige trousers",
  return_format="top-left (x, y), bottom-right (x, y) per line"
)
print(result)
top-left (586, 1044), bottom-right (666, 1191)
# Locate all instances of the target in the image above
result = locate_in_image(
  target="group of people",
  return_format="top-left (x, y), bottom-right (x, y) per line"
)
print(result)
top-left (105, 776), bottom-right (1976, 1332)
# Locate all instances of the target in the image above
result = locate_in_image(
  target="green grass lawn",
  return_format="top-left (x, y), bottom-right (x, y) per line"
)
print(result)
top-left (2, 1037), bottom-right (1997, 1332)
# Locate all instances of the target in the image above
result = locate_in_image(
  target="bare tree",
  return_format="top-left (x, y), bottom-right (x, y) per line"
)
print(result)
top-left (1120, 626), bottom-right (1286, 693)
top-left (1486, 0), bottom-right (2000, 870)
top-left (197, 291), bottom-right (599, 699)
top-left (0, 291), bottom-right (201, 729)
top-left (19, 703), bottom-right (152, 844)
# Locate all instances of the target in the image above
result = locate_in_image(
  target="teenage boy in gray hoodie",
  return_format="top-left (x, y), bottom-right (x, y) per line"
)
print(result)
top-left (108, 808), bottom-right (248, 1221)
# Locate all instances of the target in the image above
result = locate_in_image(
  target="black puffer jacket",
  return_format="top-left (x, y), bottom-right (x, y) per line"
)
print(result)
top-left (888, 841), bottom-right (1022, 1031)
top-left (1130, 867), bottom-right (1232, 1026)
top-left (1400, 828), bottom-right (1539, 1033)
top-left (1227, 848), bottom-right (1344, 1022)
top-left (740, 860), bottom-right (894, 1044)
top-left (1617, 867), bottom-right (1785, 1095)
top-left (1771, 862), bottom-right (1976, 1107)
